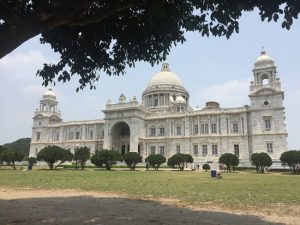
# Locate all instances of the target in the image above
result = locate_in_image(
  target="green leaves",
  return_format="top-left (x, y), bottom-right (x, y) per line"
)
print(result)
top-left (145, 154), bottom-right (166, 170)
top-left (167, 153), bottom-right (193, 171)
top-left (91, 149), bottom-right (122, 170)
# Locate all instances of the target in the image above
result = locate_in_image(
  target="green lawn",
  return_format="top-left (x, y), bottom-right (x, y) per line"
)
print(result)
top-left (0, 168), bottom-right (299, 209)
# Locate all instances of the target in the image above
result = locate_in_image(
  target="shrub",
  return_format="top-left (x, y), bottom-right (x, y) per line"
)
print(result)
top-left (145, 154), bottom-right (166, 170)
top-left (28, 157), bottom-right (37, 166)
top-left (202, 163), bottom-right (210, 171)
top-left (91, 149), bottom-right (122, 170)
top-left (167, 153), bottom-right (193, 171)
top-left (123, 152), bottom-right (142, 170)
top-left (219, 153), bottom-right (239, 172)
top-left (37, 145), bottom-right (73, 170)
top-left (74, 146), bottom-right (90, 170)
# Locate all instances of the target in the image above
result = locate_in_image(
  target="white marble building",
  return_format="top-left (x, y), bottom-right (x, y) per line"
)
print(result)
top-left (29, 51), bottom-right (288, 166)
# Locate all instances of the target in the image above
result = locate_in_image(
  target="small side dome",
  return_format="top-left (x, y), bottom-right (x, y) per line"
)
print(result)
top-left (43, 88), bottom-right (56, 100)
top-left (254, 51), bottom-right (275, 69)
top-left (174, 95), bottom-right (186, 104)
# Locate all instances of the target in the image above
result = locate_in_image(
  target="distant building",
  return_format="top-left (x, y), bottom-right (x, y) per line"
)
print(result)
top-left (29, 51), bottom-right (288, 166)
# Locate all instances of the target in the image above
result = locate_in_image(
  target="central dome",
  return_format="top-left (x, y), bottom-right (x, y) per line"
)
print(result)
top-left (148, 62), bottom-right (183, 88)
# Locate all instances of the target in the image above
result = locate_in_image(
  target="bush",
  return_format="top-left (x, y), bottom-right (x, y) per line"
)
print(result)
top-left (37, 145), bottom-right (73, 170)
top-left (280, 150), bottom-right (300, 175)
top-left (28, 157), bottom-right (37, 166)
top-left (219, 153), bottom-right (239, 172)
top-left (74, 146), bottom-right (90, 170)
top-left (202, 163), bottom-right (210, 171)
top-left (167, 153), bottom-right (193, 171)
top-left (91, 149), bottom-right (122, 170)
top-left (251, 152), bottom-right (272, 173)
top-left (123, 152), bottom-right (142, 170)
top-left (145, 154), bottom-right (166, 170)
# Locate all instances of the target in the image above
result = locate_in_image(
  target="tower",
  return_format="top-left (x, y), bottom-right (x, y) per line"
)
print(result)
top-left (29, 88), bottom-right (62, 156)
top-left (248, 51), bottom-right (288, 164)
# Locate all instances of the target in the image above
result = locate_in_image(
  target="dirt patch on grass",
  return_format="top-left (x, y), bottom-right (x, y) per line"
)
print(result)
top-left (0, 188), bottom-right (298, 225)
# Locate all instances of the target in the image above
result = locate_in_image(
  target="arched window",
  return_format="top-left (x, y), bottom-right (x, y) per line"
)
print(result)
top-left (261, 74), bottom-right (269, 85)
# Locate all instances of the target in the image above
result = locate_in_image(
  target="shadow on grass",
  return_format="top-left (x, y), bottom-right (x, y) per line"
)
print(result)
top-left (0, 196), bottom-right (283, 225)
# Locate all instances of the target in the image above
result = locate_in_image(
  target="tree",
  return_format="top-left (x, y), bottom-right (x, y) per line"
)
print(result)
top-left (219, 153), bottom-right (239, 172)
top-left (145, 154), bottom-right (166, 170)
top-left (3, 138), bottom-right (31, 156)
top-left (251, 153), bottom-right (260, 173)
top-left (202, 164), bottom-right (210, 172)
top-left (1, 1), bottom-right (298, 90)
top-left (73, 146), bottom-right (91, 170)
top-left (280, 150), bottom-right (300, 175)
top-left (1, 149), bottom-right (25, 169)
top-left (91, 149), bottom-right (122, 170)
top-left (251, 152), bottom-right (273, 173)
top-left (0, 145), bottom-right (6, 166)
top-left (123, 152), bottom-right (142, 170)
top-left (167, 153), bottom-right (193, 171)
top-left (37, 145), bottom-right (73, 170)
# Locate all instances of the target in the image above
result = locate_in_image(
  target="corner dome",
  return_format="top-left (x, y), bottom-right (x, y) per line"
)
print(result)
top-left (148, 62), bottom-right (183, 88)
top-left (43, 88), bottom-right (56, 100)
top-left (254, 51), bottom-right (275, 69)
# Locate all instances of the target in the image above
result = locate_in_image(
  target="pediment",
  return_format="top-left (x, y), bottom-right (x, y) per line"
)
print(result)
top-left (250, 87), bottom-right (282, 97)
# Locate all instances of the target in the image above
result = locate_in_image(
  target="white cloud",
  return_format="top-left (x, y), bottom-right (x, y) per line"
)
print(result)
top-left (19, 84), bottom-right (45, 95)
top-left (198, 80), bottom-right (250, 108)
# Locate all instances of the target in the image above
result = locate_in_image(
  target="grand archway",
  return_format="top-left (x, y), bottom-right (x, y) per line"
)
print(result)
top-left (111, 121), bottom-right (130, 155)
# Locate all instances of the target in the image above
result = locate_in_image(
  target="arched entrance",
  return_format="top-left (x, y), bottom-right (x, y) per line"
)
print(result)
top-left (111, 121), bottom-right (130, 155)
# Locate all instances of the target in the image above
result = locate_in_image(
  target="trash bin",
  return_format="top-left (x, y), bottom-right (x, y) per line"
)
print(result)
top-left (211, 170), bottom-right (217, 178)
top-left (28, 165), bottom-right (32, 171)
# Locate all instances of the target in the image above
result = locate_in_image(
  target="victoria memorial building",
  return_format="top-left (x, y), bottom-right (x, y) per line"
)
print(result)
top-left (29, 51), bottom-right (288, 166)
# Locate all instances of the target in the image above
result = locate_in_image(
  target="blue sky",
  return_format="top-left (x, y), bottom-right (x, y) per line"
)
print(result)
top-left (0, 11), bottom-right (299, 149)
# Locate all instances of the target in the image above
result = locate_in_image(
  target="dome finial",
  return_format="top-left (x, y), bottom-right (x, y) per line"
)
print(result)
top-left (261, 45), bottom-right (266, 55)
top-left (161, 61), bottom-right (170, 72)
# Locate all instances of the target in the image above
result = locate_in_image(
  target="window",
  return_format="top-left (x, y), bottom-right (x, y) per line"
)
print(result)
top-left (193, 145), bottom-right (198, 156)
top-left (36, 132), bottom-right (41, 141)
top-left (202, 145), bottom-right (208, 156)
top-left (154, 98), bottom-right (158, 106)
top-left (234, 144), bottom-right (239, 157)
top-left (212, 145), bottom-right (218, 156)
top-left (211, 124), bottom-right (217, 133)
top-left (159, 127), bottom-right (165, 136)
top-left (176, 126), bottom-right (181, 135)
top-left (89, 131), bottom-right (94, 139)
top-left (56, 133), bottom-right (59, 141)
top-left (177, 107), bottom-right (180, 112)
top-left (176, 145), bottom-right (181, 154)
top-left (159, 146), bottom-right (165, 156)
top-left (265, 119), bottom-right (271, 130)
top-left (150, 146), bottom-right (156, 155)
top-left (75, 131), bottom-right (80, 139)
top-left (201, 123), bottom-right (208, 134)
top-left (267, 143), bottom-right (273, 153)
top-left (194, 124), bottom-right (198, 135)
top-left (150, 128), bottom-right (156, 136)
top-left (233, 123), bottom-right (239, 133)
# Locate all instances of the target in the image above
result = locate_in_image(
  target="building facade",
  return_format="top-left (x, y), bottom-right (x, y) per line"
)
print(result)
top-left (29, 51), bottom-right (288, 166)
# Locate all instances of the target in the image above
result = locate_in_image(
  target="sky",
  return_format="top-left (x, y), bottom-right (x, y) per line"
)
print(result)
top-left (0, 11), bottom-right (299, 149)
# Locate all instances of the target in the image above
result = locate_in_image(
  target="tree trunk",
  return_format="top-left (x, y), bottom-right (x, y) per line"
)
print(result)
top-left (12, 161), bottom-right (16, 170)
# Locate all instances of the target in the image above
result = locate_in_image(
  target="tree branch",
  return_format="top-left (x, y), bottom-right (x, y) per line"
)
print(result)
top-left (69, 1), bottom-right (149, 26)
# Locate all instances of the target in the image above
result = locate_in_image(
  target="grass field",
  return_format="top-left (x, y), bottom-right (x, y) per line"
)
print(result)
top-left (0, 168), bottom-right (299, 210)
